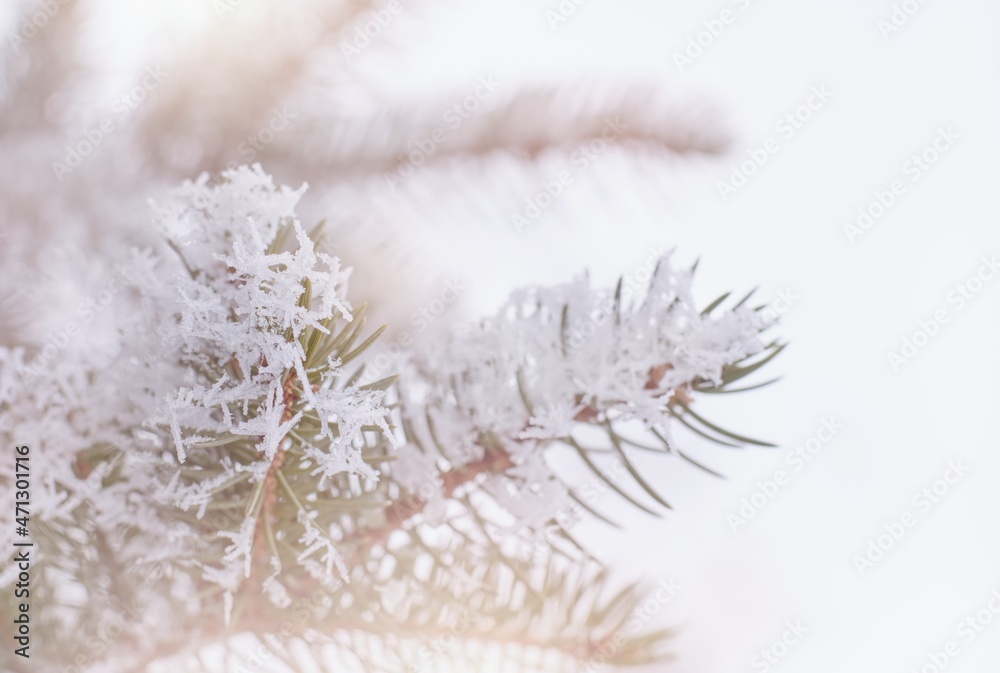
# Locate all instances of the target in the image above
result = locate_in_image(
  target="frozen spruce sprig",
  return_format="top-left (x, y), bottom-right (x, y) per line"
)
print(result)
top-left (394, 256), bottom-right (783, 540)
top-left (309, 255), bottom-right (783, 673)
top-left (137, 165), bottom-right (396, 614)
top-left (0, 164), bottom-right (783, 673)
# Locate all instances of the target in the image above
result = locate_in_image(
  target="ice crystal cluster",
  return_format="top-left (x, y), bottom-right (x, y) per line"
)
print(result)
top-left (398, 258), bottom-right (769, 535)
top-left (151, 167), bottom-right (389, 470)
top-left (0, 165), bottom-right (778, 672)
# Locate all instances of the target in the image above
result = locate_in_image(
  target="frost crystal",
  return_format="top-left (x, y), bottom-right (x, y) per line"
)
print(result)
top-left (0, 161), bottom-right (778, 672)
top-left (401, 254), bottom-right (768, 531)
top-left (126, 165), bottom-right (397, 597)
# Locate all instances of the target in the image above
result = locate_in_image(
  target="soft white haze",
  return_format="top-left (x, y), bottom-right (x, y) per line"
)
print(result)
top-left (7, 0), bottom-right (999, 671)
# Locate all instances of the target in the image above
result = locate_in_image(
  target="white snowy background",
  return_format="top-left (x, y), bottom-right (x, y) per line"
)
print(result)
top-left (6, 0), bottom-right (1000, 671)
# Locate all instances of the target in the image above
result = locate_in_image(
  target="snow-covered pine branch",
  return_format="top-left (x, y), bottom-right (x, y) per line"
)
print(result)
top-left (390, 252), bottom-right (776, 545)
top-left (0, 164), bottom-right (781, 673)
